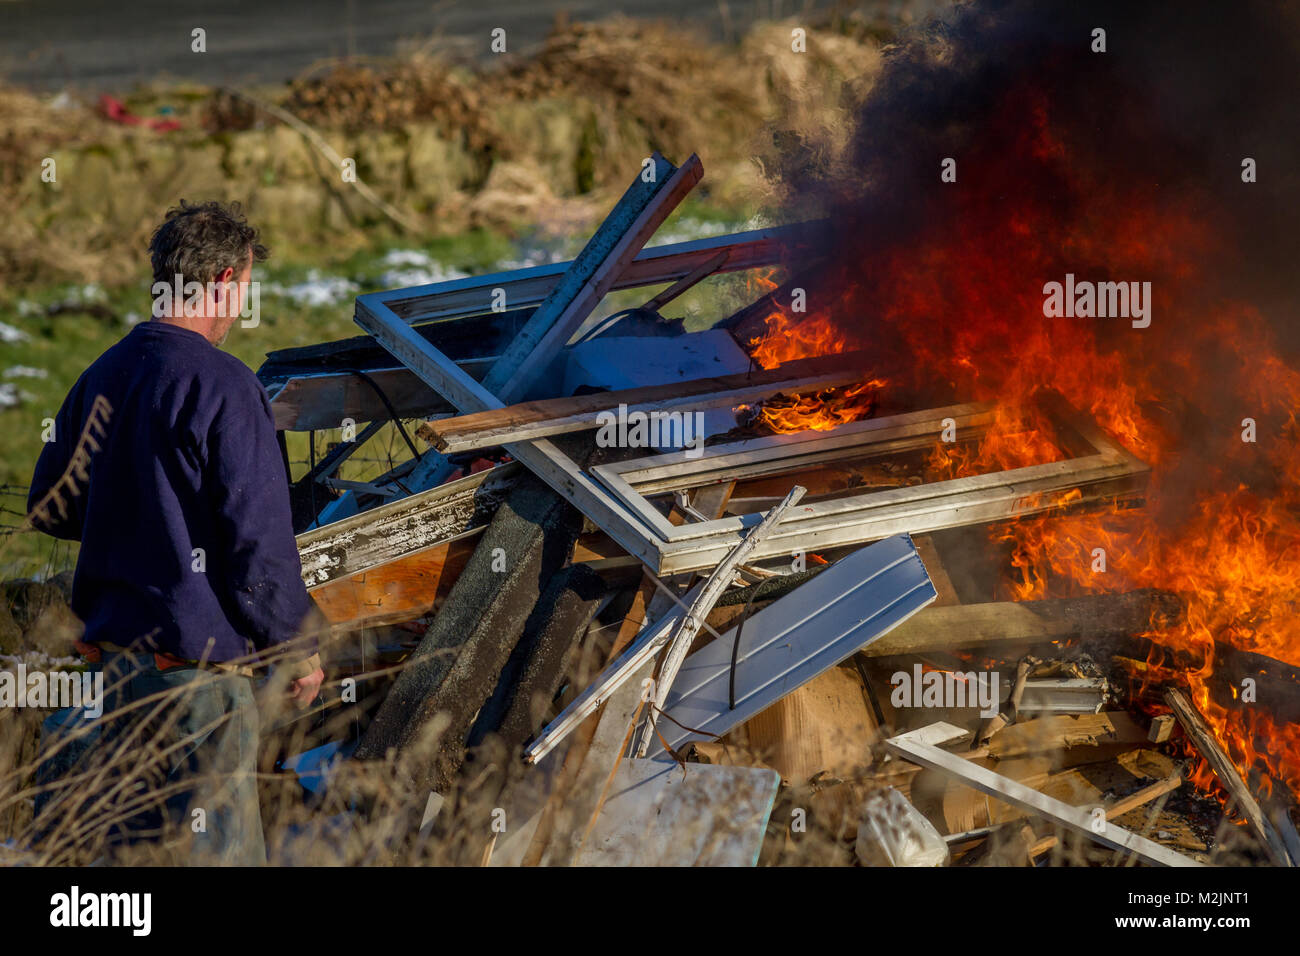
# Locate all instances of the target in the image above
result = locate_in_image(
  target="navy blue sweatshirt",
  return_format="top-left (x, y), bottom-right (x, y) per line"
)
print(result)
top-left (28, 321), bottom-right (316, 664)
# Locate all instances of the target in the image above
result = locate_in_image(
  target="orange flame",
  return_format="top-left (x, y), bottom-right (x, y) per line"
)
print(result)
top-left (744, 88), bottom-right (1300, 799)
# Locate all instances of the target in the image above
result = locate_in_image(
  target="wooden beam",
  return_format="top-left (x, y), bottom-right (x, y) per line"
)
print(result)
top-left (984, 712), bottom-right (1150, 760)
top-left (886, 723), bottom-right (1203, 867)
top-left (864, 590), bottom-right (1184, 658)
top-left (295, 463), bottom-right (518, 588)
top-left (640, 250), bottom-right (728, 312)
top-left (418, 352), bottom-right (868, 453)
top-left (1164, 688), bottom-right (1293, 866)
top-left (912, 534), bottom-right (958, 606)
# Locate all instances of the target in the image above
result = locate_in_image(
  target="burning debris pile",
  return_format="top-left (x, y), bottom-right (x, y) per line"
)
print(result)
top-left (5, 0), bottom-right (1280, 867)
top-left (246, 37), bottom-right (1300, 859)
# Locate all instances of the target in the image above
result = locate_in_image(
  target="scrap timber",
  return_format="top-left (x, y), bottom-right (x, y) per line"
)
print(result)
top-left (253, 150), bottom-right (1291, 869)
top-left (885, 723), bottom-right (1203, 868)
top-left (418, 351), bottom-right (869, 454)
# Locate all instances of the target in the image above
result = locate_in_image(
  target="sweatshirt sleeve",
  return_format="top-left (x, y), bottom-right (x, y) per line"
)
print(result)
top-left (27, 385), bottom-right (85, 541)
top-left (204, 377), bottom-right (318, 660)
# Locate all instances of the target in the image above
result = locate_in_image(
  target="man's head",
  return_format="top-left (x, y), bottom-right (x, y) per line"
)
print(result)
top-left (148, 200), bottom-right (267, 344)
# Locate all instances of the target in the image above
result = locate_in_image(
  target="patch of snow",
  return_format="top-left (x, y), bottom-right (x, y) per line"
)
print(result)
top-left (380, 249), bottom-right (435, 268)
top-left (4, 366), bottom-right (47, 379)
top-left (0, 383), bottom-right (21, 409)
top-left (0, 321), bottom-right (30, 343)
top-left (59, 283), bottom-right (106, 305)
top-left (379, 262), bottom-right (469, 288)
top-left (0, 650), bottom-right (83, 671)
top-left (498, 243), bottom-right (570, 271)
top-left (263, 271), bottom-right (359, 307)
top-left (647, 218), bottom-right (740, 247)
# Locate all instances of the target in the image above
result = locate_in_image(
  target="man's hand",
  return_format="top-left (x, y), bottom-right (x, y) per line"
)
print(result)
top-left (288, 667), bottom-right (325, 708)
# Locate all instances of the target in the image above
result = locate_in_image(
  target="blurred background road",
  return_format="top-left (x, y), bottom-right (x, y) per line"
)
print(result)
top-left (1, 0), bottom-right (849, 90)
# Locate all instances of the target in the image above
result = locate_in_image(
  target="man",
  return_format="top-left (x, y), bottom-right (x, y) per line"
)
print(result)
top-left (28, 200), bottom-right (324, 864)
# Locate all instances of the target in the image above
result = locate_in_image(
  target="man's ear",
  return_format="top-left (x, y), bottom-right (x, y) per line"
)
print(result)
top-left (212, 266), bottom-right (236, 303)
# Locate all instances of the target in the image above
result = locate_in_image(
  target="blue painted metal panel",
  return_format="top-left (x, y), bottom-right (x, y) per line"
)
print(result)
top-left (646, 534), bottom-right (937, 758)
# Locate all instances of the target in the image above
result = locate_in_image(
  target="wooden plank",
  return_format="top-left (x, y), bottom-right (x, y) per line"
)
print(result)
top-left (640, 250), bottom-right (728, 312)
top-left (736, 662), bottom-right (878, 785)
top-left (308, 528), bottom-right (480, 630)
top-left (985, 712), bottom-right (1150, 760)
top-left (691, 481), bottom-right (735, 521)
top-left (572, 759), bottom-right (779, 866)
top-left (483, 154), bottom-right (703, 404)
top-left (1164, 688), bottom-right (1292, 865)
top-left (419, 351), bottom-right (868, 454)
top-left (645, 535), bottom-right (937, 758)
top-left (294, 462), bottom-right (517, 588)
top-left (913, 534), bottom-right (958, 606)
top-left (934, 750), bottom-right (1177, 844)
top-left (644, 447), bottom-right (1143, 551)
top-left (885, 722), bottom-right (1203, 867)
top-left (862, 590), bottom-right (1184, 658)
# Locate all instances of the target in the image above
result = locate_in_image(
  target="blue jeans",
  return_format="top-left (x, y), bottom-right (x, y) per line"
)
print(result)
top-left (33, 647), bottom-right (265, 865)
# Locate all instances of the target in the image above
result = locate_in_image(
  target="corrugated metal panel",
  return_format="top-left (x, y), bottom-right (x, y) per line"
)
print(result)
top-left (646, 534), bottom-right (936, 758)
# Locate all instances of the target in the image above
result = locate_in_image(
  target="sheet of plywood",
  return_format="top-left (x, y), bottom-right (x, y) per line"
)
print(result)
top-left (308, 529), bottom-right (480, 630)
top-left (734, 662), bottom-right (878, 785)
